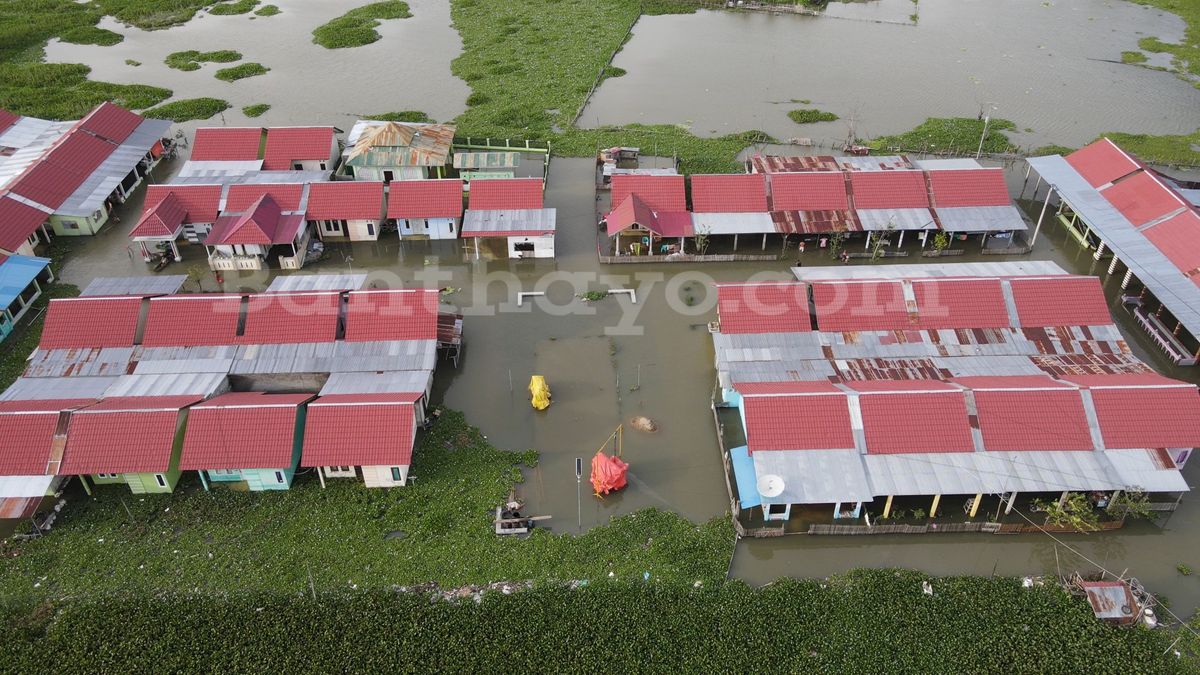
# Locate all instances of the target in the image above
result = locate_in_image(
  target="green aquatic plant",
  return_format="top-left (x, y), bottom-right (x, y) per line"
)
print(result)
top-left (214, 62), bottom-right (269, 82)
top-left (366, 110), bottom-right (433, 123)
top-left (312, 1), bottom-right (412, 49)
top-left (165, 49), bottom-right (241, 72)
top-left (208, 0), bottom-right (259, 16)
top-left (242, 103), bottom-right (270, 117)
top-left (142, 97), bottom-right (230, 122)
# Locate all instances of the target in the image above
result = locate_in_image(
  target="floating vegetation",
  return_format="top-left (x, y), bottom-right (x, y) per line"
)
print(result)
top-left (214, 62), bottom-right (269, 82)
top-left (312, 1), bottom-right (412, 49)
top-left (787, 108), bottom-right (838, 124)
top-left (142, 97), bottom-right (230, 122)
top-left (867, 117), bottom-right (1018, 155)
top-left (58, 26), bottom-right (123, 46)
top-left (0, 63), bottom-right (170, 119)
top-left (208, 0), bottom-right (259, 16)
top-left (1101, 127), bottom-right (1200, 165)
top-left (165, 49), bottom-right (242, 72)
top-left (242, 103), bottom-right (270, 117)
top-left (254, 4), bottom-right (281, 16)
top-left (366, 110), bottom-right (433, 123)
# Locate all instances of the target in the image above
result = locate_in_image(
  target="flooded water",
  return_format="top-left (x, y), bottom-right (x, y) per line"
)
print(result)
top-left (30, 0), bottom-right (1200, 616)
top-left (43, 0), bottom-right (470, 133)
top-left (582, 0), bottom-right (1200, 149)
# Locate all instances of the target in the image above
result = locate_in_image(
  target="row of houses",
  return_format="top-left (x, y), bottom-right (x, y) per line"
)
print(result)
top-left (712, 262), bottom-right (1200, 527)
top-left (0, 276), bottom-right (463, 518)
top-left (604, 157), bottom-right (1027, 255)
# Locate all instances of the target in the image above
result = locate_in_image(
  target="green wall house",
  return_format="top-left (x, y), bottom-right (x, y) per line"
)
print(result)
top-left (343, 120), bottom-right (455, 182)
top-left (178, 392), bottom-right (313, 492)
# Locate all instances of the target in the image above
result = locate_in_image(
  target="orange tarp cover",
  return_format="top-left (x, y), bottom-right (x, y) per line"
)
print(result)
top-left (591, 450), bottom-right (628, 496)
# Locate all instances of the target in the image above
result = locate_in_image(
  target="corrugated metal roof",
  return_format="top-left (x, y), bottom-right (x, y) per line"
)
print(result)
top-left (344, 121), bottom-right (455, 167)
top-left (58, 117), bottom-right (171, 217)
top-left (0, 255), bottom-right (49, 308)
top-left (80, 275), bottom-right (186, 297)
top-left (320, 370), bottom-right (431, 396)
top-left (0, 376), bottom-right (117, 401)
top-left (855, 207), bottom-right (936, 231)
top-left (753, 449), bottom-right (873, 504)
top-left (453, 151), bottom-right (518, 169)
top-left (176, 159), bottom-right (263, 178)
top-left (101, 372), bottom-right (226, 398)
top-left (461, 208), bottom-right (556, 236)
top-left (935, 205), bottom-right (1027, 233)
top-left (691, 211), bottom-right (774, 235)
top-left (265, 273), bottom-right (366, 293)
top-left (24, 347), bottom-right (135, 378)
top-left (792, 261), bottom-right (1070, 281)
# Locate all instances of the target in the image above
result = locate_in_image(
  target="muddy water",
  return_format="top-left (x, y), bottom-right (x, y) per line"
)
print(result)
top-left (582, 0), bottom-right (1200, 149)
top-left (43, 0), bottom-right (470, 133)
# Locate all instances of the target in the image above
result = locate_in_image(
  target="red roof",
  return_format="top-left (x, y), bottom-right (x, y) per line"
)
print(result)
top-left (735, 381), bottom-right (842, 395)
top-left (1143, 211), bottom-right (1200, 282)
top-left (812, 281), bottom-right (910, 331)
top-left (1066, 139), bottom-right (1139, 188)
top-left (179, 392), bottom-right (310, 470)
top-left (849, 171), bottom-right (929, 209)
top-left (468, 178), bottom-right (543, 210)
top-left (61, 396), bottom-right (202, 474)
top-left (344, 289), bottom-right (438, 341)
top-left (769, 172), bottom-right (848, 211)
top-left (190, 127), bottom-right (263, 162)
top-left (78, 102), bottom-right (143, 144)
top-left (224, 183), bottom-right (305, 212)
top-left (973, 388), bottom-right (1094, 451)
top-left (743, 393), bottom-right (854, 452)
top-left (10, 161), bottom-right (85, 210)
top-left (912, 279), bottom-right (1010, 329)
top-left (845, 380), bottom-right (958, 393)
top-left (716, 282), bottom-right (811, 334)
top-left (0, 400), bottom-right (92, 475)
top-left (1062, 373), bottom-right (1179, 388)
top-left (1088, 383), bottom-right (1200, 449)
top-left (39, 296), bottom-right (142, 350)
top-left (0, 109), bottom-right (18, 134)
top-left (387, 179), bottom-right (463, 219)
top-left (48, 131), bottom-right (115, 176)
top-left (1009, 276), bottom-right (1113, 327)
top-left (858, 390), bottom-right (975, 454)
top-left (129, 192), bottom-right (186, 238)
top-left (141, 295), bottom-right (243, 347)
top-left (306, 181), bottom-right (384, 221)
top-left (952, 375), bottom-right (1073, 390)
top-left (1101, 171), bottom-right (1185, 227)
top-left (206, 195), bottom-right (304, 245)
top-left (928, 168), bottom-right (1012, 207)
top-left (143, 184), bottom-right (222, 224)
top-left (0, 195), bottom-right (49, 253)
top-left (261, 127), bottom-right (335, 170)
top-left (301, 394), bottom-right (416, 467)
top-left (690, 174), bottom-right (768, 213)
top-left (610, 174), bottom-right (686, 213)
top-left (240, 292), bottom-right (340, 344)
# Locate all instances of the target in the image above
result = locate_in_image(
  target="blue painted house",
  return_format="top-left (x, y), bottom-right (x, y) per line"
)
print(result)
top-left (0, 255), bottom-right (52, 341)
top-left (179, 392), bottom-right (312, 491)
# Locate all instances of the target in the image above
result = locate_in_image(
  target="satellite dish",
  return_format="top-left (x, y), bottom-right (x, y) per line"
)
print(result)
top-left (758, 474), bottom-right (785, 498)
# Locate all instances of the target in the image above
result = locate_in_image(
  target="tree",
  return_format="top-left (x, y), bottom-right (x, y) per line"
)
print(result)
top-left (1032, 492), bottom-right (1100, 532)
top-left (186, 264), bottom-right (208, 292)
top-left (693, 225), bottom-right (711, 256)
top-left (932, 231), bottom-right (951, 253)
top-left (1108, 488), bottom-right (1156, 521)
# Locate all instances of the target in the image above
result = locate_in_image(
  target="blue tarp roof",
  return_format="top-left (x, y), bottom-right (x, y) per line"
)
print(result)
top-left (0, 255), bottom-right (50, 308)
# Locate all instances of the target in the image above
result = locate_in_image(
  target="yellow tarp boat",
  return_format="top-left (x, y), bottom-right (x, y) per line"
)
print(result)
top-left (529, 375), bottom-right (551, 410)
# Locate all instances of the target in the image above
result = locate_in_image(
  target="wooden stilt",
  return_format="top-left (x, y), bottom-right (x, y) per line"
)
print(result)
top-left (969, 493), bottom-right (982, 518)
top-left (882, 494), bottom-right (893, 518)
top-left (930, 494), bottom-right (941, 518)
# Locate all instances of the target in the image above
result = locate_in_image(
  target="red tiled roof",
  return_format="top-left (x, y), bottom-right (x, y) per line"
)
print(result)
top-left (0, 195), bottom-right (49, 253)
top-left (0, 109), bottom-right (18, 134)
top-left (206, 195), bottom-right (304, 245)
top-left (858, 390), bottom-right (974, 454)
top-left (343, 289), bottom-right (437, 341)
top-left (912, 279), bottom-right (1010, 329)
top-left (716, 282), bottom-right (811, 334)
top-left (927, 168), bottom-right (1012, 207)
top-left (690, 174), bottom-right (768, 213)
top-left (225, 183), bottom-right (305, 212)
top-left (78, 102), bottom-right (143, 144)
top-left (387, 179), bottom-right (463, 219)
top-left (143, 184), bottom-right (223, 224)
top-left (1101, 171), bottom-right (1186, 227)
top-left (240, 292), bottom-right (340, 344)
top-left (179, 392), bottom-right (310, 470)
top-left (141, 295), bottom-right (243, 347)
top-left (607, 194), bottom-right (655, 236)
top-left (973, 388), bottom-right (1094, 451)
top-left (1009, 276), bottom-right (1113, 327)
top-left (1142, 211), bottom-right (1200, 282)
top-left (48, 131), bottom-right (115, 176)
top-left (1061, 372), bottom-right (1182, 388)
top-left (611, 174), bottom-right (686, 213)
top-left (306, 181), bottom-right (383, 221)
top-left (261, 127), bottom-right (335, 170)
top-left (1066, 139), bottom-right (1139, 188)
top-left (61, 396), bottom-right (202, 474)
top-left (743, 392), bottom-right (854, 452)
top-left (848, 171), bottom-right (929, 209)
top-left (1088, 383), bottom-right (1200, 449)
top-left (812, 281), bottom-right (910, 331)
top-left (0, 400), bottom-right (92, 475)
top-left (10, 161), bottom-right (85, 210)
top-left (655, 212), bottom-right (694, 238)
top-left (301, 394), bottom-right (416, 466)
top-left (769, 172), bottom-right (848, 211)
top-left (39, 296), bottom-right (143, 350)
top-left (468, 178), bottom-right (543, 210)
top-left (129, 192), bottom-right (186, 238)
top-left (190, 127), bottom-right (263, 162)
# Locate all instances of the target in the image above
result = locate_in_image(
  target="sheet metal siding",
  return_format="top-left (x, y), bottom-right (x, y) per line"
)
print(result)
top-left (80, 275), bottom-right (187, 297)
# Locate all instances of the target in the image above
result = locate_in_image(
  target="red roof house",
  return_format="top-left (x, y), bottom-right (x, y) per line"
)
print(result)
top-left (742, 390), bottom-right (855, 452)
top-left (261, 127), bottom-right (336, 170)
top-left (306, 181), bottom-right (384, 221)
top-left (179, 392), bottom-right (311, 470)
top-left (142, 184), bottom-right (223, 224)
top-left (1065, 138), bottom-right (1139, 188)
top-left (927, 168), bottom-right (1012, 207)
top-left (610, 174), bottom-right (686, 213)
top-left (467, 178), bottom-right (543, 210)
top-left (240, 292), bottom-right (340, 344)
top-left (60, 396), bottom-right (203, 475)
top-left (716, 282), bottom-right (812, 334)
top-left (387, 179), bottom-right (463, 219)
top-left (141, 295), bottom-right (243, 347)
top-left (849, 171), bottom-right (930, 209)
top-left (1009, 276), bottom-right (1113, 327)
top-left (0, 195), bottom-right (50, 253)
top-left (190, 127), bottom-right (264, 162)
top-left (343, 289), bottom-right (438, 341)
top-left (205, 195), bottom-right (305, 246)
top-left (129, 192), bottom-right (187, 239)
top-left (0, 400), bottom-right (93, 475)
top-left (690, 174), bottom-right (768, 213)
top-left (38, 296), bottom-right (143, 350)
top-left (224, 183), bottom-right (305, 213)
top-left (301, 393), bottom-right (418, 468)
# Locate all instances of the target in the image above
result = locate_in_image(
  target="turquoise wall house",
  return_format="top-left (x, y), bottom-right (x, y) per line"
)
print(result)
top-left (181, 393), bottom-right (311, 492)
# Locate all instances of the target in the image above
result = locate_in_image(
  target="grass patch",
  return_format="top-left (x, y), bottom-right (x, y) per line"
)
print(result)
top-left (0, 571), bottom-right (1184, 673)
top-left (58, 25), bottom-right (123, 46)
top-left (142, 97), bottom-right (230, 122)
top-left (1122, 50), bottom-right (1149, 64)
top-left (867, 116), bottom-right (1019, 155)
top-left (788, 108), bottom-right (838, 124)
top-left (241, 103), bottom-right (270, 117)
top-left (312, 1), bottom-right (412, 49)
top-left (164, 49), bottom-right (241, 72)
top-left (0, 62), bottom-right (171, 119)
top-left (1129, 0), bottom-right (1200, 84)
top-left (366, 110), bottom-right (433, 123)
top-left (254, 4), bottom-right (280, 16)
top-left (214, 62), bottom-right (269, 82)
top-left (1099, 127), bottom-right (1200, 165)
top-left (207, 0), bottom-right (259, 16)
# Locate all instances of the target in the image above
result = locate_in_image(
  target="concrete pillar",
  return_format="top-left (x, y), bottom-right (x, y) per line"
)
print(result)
top-left (1058, 490), bottom-right (1070, 508)
top-left (969, 493), bottom-right (982, 518)
top-left (883, 495), bottom-right (894, 518)
top-left (897, 231), bottom-right (905, 248)
top-left (1107, 256), bottom-right (1119, 276)
top-left (171, 240), bottom-right (181, 262)
top-left (864, 232), bottom-right (872, 250)
top-left (78, 475), bottom-right (92, 496)
top-left (1093, 240), bottom-right (1106, 260)
top-left (852, 501), bottom-right (863, 519)
top-left (733, 233), bottom-right (739, 251)
top-left (833, 501), bottom-right (841, 519)
top-left (930, 494), bottom-right (941, 518)
top-left (761, 233), bottom-right (767, 251)
top-left (1106, 490), bottom-right (1122, 512)
top-left (317, 467), bottom-right (327, 489)
top-left (199, 471), bottom-right (210, 492)
top-left (1031, 188), bottom-right (1053, 247)
top-left (1005, 491), bottom-right (1018, 515)
top-left (1121, 269), bottom-right (1134, 290)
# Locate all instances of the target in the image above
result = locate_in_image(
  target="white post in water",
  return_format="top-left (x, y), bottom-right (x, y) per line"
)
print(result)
top-left (575, 457), bottom-right (583, 532)
top-left (1030, 188), bottom-right (1053, 247)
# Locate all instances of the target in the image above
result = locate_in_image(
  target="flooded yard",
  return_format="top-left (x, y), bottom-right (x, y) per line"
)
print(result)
top-left (582, 0), bottom-right (1200, 149)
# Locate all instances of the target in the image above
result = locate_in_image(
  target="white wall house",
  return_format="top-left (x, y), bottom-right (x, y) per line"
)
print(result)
top-left (462, 208), bottom-right (557, 259)
top-left (307, 181), bottom-right (385, 242)
top-left (386, 179), bottom-right (464, 241)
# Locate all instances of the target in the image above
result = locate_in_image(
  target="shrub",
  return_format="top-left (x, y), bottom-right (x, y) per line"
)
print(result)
top-left (254, 4), bottom-right (281, 16)
top-left (0, 63), bottom-right (170, 120)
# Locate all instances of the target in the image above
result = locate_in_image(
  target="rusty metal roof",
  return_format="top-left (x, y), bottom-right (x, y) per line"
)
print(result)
top-left (345, 121), bottom-right (455, 167)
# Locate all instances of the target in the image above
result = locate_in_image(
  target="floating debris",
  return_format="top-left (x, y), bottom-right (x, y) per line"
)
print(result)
top-left (630, 416), bottom-right (658, 433)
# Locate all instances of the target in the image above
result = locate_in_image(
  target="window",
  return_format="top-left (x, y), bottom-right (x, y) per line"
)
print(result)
top-left (323, 221), bottom-right (341, 234)
top-left (293, 163), bottom-right (303, 170)
top-left (448, 222), bottom-right (454, 234)
top-left (154, 474), bottom-right (167, 487)
top-left (391, 467), bottom-right (402, 482)
top-left (366, 222), bottom-right (375, 237)
top-left (319, 163), bottom-right (327, 171)
top-left (95, 473), bottom-right (117, 479)
top-left (403, 220), bottom-right (411, 230)
top-left (275, 471), bottom-right (284, 483)
top-left (383, 170), bottom-right (394, 182)
top-left (514, 241), bottom-right (535, 252)
top-left (61, 220), bottom-right (80, 231)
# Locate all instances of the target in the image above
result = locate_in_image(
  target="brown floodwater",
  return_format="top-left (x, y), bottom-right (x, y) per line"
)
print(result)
top-left (29, 0), bottom-right (1200, 615)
